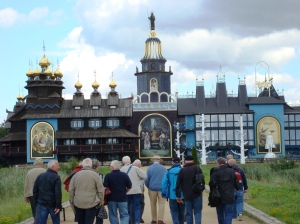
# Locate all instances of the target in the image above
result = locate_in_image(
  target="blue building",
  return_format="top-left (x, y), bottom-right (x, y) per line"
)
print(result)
top-left (177, 74), bottom-right (300, 159)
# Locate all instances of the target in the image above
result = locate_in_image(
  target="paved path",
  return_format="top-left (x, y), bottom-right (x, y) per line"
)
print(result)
top-left (21, 164), bottom-right (272, 224)
top-left (57, 189), bottom-right (258, 224)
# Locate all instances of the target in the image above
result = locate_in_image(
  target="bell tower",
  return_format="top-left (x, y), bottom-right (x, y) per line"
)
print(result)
top-left (135, 12), bottom-right (173, 103)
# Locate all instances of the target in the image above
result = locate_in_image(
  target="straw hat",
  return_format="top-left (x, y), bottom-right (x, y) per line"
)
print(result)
top-left (150, 155), bottom-right (163, 163)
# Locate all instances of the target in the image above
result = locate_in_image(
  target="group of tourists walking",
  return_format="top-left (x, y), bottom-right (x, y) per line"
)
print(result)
top-left (24, 153), bottom-right (248, 224)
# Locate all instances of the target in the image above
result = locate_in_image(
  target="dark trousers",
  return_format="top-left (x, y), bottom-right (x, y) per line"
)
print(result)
top-left (75, 206), bottom-right (98, 224)
top-left (29, 196), bottom-right (37, 223)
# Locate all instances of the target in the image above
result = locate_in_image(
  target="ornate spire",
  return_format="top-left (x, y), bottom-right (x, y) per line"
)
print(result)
top-left (142, 12), bottom-right (165, 60)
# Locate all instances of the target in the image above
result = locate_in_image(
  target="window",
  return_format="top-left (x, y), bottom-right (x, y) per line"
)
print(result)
top-left (106, 138), bottom-right (119, 144)
top-left (86, 139), bottom-right (98, 144)
top-left (89, 119), bottom-right (102, 129)
top-left (71, 120), bottom-right (84, 130)
top-left (106, 118), bottom-right (120, 129)
top-left (64, 139), bottom-right (76, 145)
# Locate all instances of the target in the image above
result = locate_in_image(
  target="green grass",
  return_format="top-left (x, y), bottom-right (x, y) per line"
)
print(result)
top-left (0, 167), bottom-right (69, 224)
top-left (0, 161), bottom-right (111, 224)
top-left (200, 163), bottom-right (300, 224)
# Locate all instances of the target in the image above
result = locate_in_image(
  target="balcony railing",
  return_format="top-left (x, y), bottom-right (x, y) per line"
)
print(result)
top-left (0, 144), bottom-right (138, 157)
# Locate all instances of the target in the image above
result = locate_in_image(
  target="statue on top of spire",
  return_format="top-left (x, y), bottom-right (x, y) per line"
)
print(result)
top-left (149, 12), bottom-right (155, 30)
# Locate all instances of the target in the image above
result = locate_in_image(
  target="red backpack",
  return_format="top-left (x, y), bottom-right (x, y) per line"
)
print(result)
top-left (63, 164), bottom-right (83, 191)
top-left (233, 168), bottom-right (242, 183)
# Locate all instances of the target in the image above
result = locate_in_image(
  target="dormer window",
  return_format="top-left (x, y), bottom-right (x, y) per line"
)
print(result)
top-left (106, 118), bottom-right (120, 129)
top-left (92, 106), bottom-right (99, 109)
top-left (74, 106), bottom-right (81, 110)
top-left (110, 106), bottom-right (117, 109)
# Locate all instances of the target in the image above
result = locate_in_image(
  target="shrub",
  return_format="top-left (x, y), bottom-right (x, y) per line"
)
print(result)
top-left (191, 146), bottom-right (200, 165)
top-left (60, 156), bottom-right (80, 174)
top-left (270, 157), bottom-right (297, 171)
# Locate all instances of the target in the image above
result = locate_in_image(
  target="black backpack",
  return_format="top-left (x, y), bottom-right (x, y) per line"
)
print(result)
top-left (192, 167), bottom-right (205, 193)
top-left (208, 168), bottom-right (222, 207)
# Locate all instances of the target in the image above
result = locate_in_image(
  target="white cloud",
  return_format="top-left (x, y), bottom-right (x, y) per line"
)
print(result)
top-left (28, 7), bottom-right (48, 21)
top-left (45, 9), bottom-right (64, 25)
top-left (58, 27), bottom-right (136, 99)
top-left (0, 8), bottom-right (22, 27)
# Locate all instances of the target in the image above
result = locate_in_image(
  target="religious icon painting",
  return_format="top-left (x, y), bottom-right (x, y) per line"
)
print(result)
top-left (256, 116), bottom-right (281, 154)
top-left (139, 113), bottom-right (172, 159)
top-left (30, 122), bottom-right (55, 159)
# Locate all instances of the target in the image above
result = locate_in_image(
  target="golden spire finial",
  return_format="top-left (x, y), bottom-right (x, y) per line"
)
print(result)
top-left (75, 71), bottom-right (82, 89)
top-left (39, 42), bottom-right (51, 68)
top-left (54, 59), bottom-right (63, 78)
top-left (109, 71), bottom-right (117, 88)
top-left (92, 69), bottom-right (99, 89)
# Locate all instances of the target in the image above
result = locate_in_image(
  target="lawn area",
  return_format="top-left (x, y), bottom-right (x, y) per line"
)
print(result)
top-left (200, 162), bottom-right (300, 224)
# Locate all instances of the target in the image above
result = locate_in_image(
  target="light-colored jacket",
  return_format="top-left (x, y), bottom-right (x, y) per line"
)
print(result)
top-left (24, 167), bottom-right (46, 198)
top-left (121, 164), bottom-right (146, 195)
top-left (69, 167), bottom-right (104, 209)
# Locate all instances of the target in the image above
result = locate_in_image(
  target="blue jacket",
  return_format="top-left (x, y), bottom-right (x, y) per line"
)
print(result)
top-left (161, 163), bottom-right (183, 200)
top-left (145, 162), bottom-right (166, 191)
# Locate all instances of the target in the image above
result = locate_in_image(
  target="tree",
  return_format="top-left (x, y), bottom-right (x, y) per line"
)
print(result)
top-left (191, 146), bottom-right (200, 165)
top-left (0, 120), bottom-right (9, 139)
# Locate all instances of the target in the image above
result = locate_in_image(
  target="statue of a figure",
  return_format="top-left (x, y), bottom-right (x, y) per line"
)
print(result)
top-left (265, 132), bottom-right (275, 153)
top-left (148, 12), bottom-right (155, 30)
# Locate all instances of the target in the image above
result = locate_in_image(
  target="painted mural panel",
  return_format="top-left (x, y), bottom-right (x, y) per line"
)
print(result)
top-left (139, 113), bottom-right (172, 158)
top-left (30, 122), bottom-right (55, 159)
top-left (257, 116), bottom-right (281, 153)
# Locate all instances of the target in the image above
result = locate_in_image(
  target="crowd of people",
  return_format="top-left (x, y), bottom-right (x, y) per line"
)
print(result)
top-left (24, 153), bottom-right (248, 224)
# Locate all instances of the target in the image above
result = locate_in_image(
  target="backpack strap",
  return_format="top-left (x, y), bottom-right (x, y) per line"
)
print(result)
top-left (126, 165), bottom-right (133, 174)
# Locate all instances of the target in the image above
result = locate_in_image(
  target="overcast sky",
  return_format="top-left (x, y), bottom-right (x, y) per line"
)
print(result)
top-left (1, 0), bottom-right (300, 122)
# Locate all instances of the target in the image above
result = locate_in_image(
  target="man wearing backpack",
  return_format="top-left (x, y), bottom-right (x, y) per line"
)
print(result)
top-left (228, 159), bottom-right (248, 221)
top-left (176, 155), bottom-right (203, 224)
top-left (211, 157), bottom-right (239, 224)
top-left (161, 157), bottom-right (185, 224)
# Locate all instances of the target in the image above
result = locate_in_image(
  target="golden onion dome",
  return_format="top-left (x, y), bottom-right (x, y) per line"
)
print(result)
top-left (33, 67), bottom-right (41, 76)
top-left (50, 71), bottom-right (55, 79)
top-left (21, 94), bottom-right (25, 101)
top-left (26, 68), bottom-right (34, 77)
top-left (39, 54), bottom-right (51, 68)
top-left (54, 67), bottom-right (63, 78)
top-left (44, 67), bottom-right (52, 76)
top-left (109, 79), bottom-right (117, 88)
top-left (92, 80), bottom-right (99, 89)
top-left (17, 94), bottom-right (22, 101)
top-left (75, 80), bottom-right (82, 89)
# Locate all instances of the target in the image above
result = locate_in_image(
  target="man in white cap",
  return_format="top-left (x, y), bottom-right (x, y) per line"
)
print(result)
top-left (145, 155), bottom-right (167, 224)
